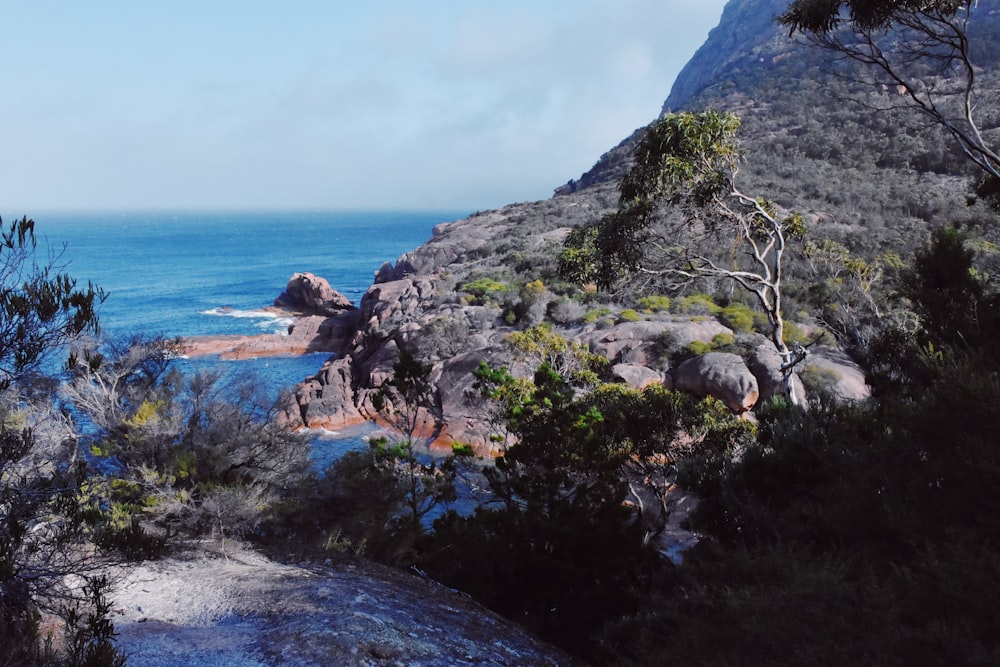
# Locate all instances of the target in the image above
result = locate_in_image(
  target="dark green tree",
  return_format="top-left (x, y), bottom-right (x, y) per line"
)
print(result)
top-left (1, 216), bottom-right (105, 390)
top-left (0, 216), bottom-right (123, 665)
top-left (369, 347), bottom-right (455, 542)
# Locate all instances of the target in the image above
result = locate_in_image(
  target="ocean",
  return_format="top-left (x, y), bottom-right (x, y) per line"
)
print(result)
top-left (25, 209), bottom-right (468, 467)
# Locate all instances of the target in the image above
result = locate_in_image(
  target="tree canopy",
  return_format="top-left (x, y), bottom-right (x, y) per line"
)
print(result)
top-left (780, 0), bottom-right (970, 34)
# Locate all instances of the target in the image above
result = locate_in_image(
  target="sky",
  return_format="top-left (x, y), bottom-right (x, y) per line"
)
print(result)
top-left (1, 1), bottom-right (729, 212)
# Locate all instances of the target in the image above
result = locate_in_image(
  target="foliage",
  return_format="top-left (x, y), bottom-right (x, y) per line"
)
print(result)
top-left (0, 216), bottom-right (105, 391)
top-left (67, 338), bottom-right (311, 549)
top-left (61, 576), bottom-right (127, 667)
top-left (416, 359), bottom-right (756, 660)
top-left (505, 323), bottom-right (608, 387)
top-left (637, 294), bottom-right (672, 313)
top-left (780, 0), bottom-right (971, 34)
top-left (459, 277), bottom-right (509, 305)
top-left (605, 222), bottom-right (1000, 665)
top-left (564, 110), bottom-right (810, 402)
top-left (0, 218), bottom-right (125, 665)
top-left (369, 348), bottom-right (457, 551)
top-left (717, 301), bottom-right (757, 332)
top-left (780, 0), bottom-right (1000, 187)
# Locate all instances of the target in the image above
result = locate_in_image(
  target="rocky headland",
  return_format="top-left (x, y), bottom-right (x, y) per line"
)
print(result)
top-left (182, 191), bottom-right (870, 454)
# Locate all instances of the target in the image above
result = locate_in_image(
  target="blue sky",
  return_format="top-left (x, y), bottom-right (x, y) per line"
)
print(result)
top-left (1, 1), bottom-right (728, 212)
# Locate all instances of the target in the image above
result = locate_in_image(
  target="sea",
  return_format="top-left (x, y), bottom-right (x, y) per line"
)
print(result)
top-left (23, 209), bottom-right (469, 468)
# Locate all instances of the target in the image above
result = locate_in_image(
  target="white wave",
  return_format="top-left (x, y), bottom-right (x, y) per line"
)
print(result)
top-left (201, 307), bottom-right (283, 320)
top-left (256, 317), bottom-right (295, 334)
top-left (302, 427), bottom-right (341, 439)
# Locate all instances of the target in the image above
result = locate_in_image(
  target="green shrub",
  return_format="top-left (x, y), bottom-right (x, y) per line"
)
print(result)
top-left (461, 278), bottom-right (509, 305)
top-left (672, 293), bottom-right (722, 315)
top-left (638, 295), bottom-right (672, 313)
top-left (686, 340), bottom-right (714, 356)
top-left (711, 333), bottom-right (735, 348)
top-left (619, 309), bottom-right (641, 322)
top-left (584, 307), bottom-right (613, 324)
top-left (719, 303), bottom-right (756, 332)
top-left (782, 320), bottom-right (808, 345)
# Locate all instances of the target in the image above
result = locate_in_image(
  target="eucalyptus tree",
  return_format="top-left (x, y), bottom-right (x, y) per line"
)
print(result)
top-left (0, 216), bottom-right (123, 664)
top-left (562, 110), bottom-right (810, 404)
top-left (780, 0), bottom-right (1000, 202)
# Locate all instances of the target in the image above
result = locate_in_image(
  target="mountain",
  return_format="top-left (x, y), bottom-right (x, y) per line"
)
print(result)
top-left (663, 0), bottom-right (790, 111)
top-left (570, 0), bottom-right (1000, 259)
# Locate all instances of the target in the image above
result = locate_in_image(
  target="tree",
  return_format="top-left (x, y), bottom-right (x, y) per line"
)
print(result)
top-left (1, 216), bottom-right (105, 391)
top-left (1, 216), bottom-right (123, 665)
top-left (779, 1), bottom-right (1000, 201)
top-left (369, 348), bottom-right (455, 538)
top-left (562, 110), bottom-right (811, 404)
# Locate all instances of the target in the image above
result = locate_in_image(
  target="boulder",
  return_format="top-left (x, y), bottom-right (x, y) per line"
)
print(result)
top-left (585, 320), bottom-right (731, 366)
top-left (747, 343), bottom-right (807, 404)
top-left (275, 272), bottom-right (354, 315)
top-left (673, 352), bottom-right (759, 413)
top-left (802, 347), bottom-right (870, 402)
top-left (373, 261), bottom-right (396, 284)
top-left (294, 357), bottom-right (365, 429)
top-left (612, 363), bottom-right (664, 390)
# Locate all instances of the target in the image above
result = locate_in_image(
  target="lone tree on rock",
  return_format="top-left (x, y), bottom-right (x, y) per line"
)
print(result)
top-left (561, 110), bottom-right (809, 405)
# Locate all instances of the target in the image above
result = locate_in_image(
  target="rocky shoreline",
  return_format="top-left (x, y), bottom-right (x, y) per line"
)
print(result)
top-left (179, 196), bottom-right (871, 455)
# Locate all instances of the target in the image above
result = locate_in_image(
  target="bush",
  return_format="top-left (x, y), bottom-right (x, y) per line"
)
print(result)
top-left (460, 278), bottom-right (509, 305)
top-left (638, 294), bottom-right (672, 313)
top-left (584, 307), bottom-right (613, 323)
top-left (782, 320), bottom-right (808, 344)
top-left (548, 298), bottom-right (586, 324)
top-left (671, 293), bottom-right (722, 315)
top-left (719, 302), bottom-right (756, 332)
top-left (619, 308), bottom-right (641, 322)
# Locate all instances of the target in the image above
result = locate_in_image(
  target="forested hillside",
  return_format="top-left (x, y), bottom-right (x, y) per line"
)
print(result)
top-left (570, 0), bottom-right (1000, 264)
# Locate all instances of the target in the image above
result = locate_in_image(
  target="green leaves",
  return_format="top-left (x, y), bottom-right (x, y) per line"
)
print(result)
top-left (780, 0), bottom-right (969, 35)
top-left (621, 109), bottom-right (742, 210)
top-left (0, 216), bottom-right (106, 391)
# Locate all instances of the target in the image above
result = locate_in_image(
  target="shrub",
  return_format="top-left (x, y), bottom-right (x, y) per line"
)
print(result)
top-left (719, 303), bottom-right (756, 332)
top-left (671, 293), bottom-right (722, 315)
top-left (638, 295), bottom-right (672, 313)
top-left (548, 298), bottom-right (586, 324)
top-left (460, 278), bottom-right (509, 305)
top-left (686, 340), bottom-right (714, 356)
top-left (782, 320), bottom-right (808, 344)
top-left (619, 309), bottom-right (641, 322)
top-left (711, 333), bottom-right (735, 348)
top-left (584, 307), bottom-right (613, 324)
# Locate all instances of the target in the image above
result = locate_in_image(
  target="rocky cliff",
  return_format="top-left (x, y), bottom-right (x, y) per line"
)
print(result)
top-left (283, 191), bottom-right (868, 452)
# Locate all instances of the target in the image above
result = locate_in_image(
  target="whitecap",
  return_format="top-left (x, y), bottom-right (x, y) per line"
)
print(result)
top-left (201, 307), bottom-right (283, 320)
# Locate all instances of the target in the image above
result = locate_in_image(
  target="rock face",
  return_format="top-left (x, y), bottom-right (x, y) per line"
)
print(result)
top-left (746, 342), bottom-right (807, 404)
top-left (181, 194), bottom-right (868, 449)
top-left (111, 543), bottom-right (571, 666)
top-left (275, 272), bottom-right (355, 315)
top-left (673, 352), bottom-right (760, 413)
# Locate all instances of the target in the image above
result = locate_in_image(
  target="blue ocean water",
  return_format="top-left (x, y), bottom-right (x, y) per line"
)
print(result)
top-left (24, 209), bottom-right (467, 464)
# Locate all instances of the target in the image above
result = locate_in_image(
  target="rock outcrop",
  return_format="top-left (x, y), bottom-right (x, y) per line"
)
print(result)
top-left (673, 352), bottom-right (760, 413)
top-left (111, 542), bottom-right (572, 666)
top-left (180, 195), bottom-right (869, 449)
top-left (275, 272), bottom-right (355, 315)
